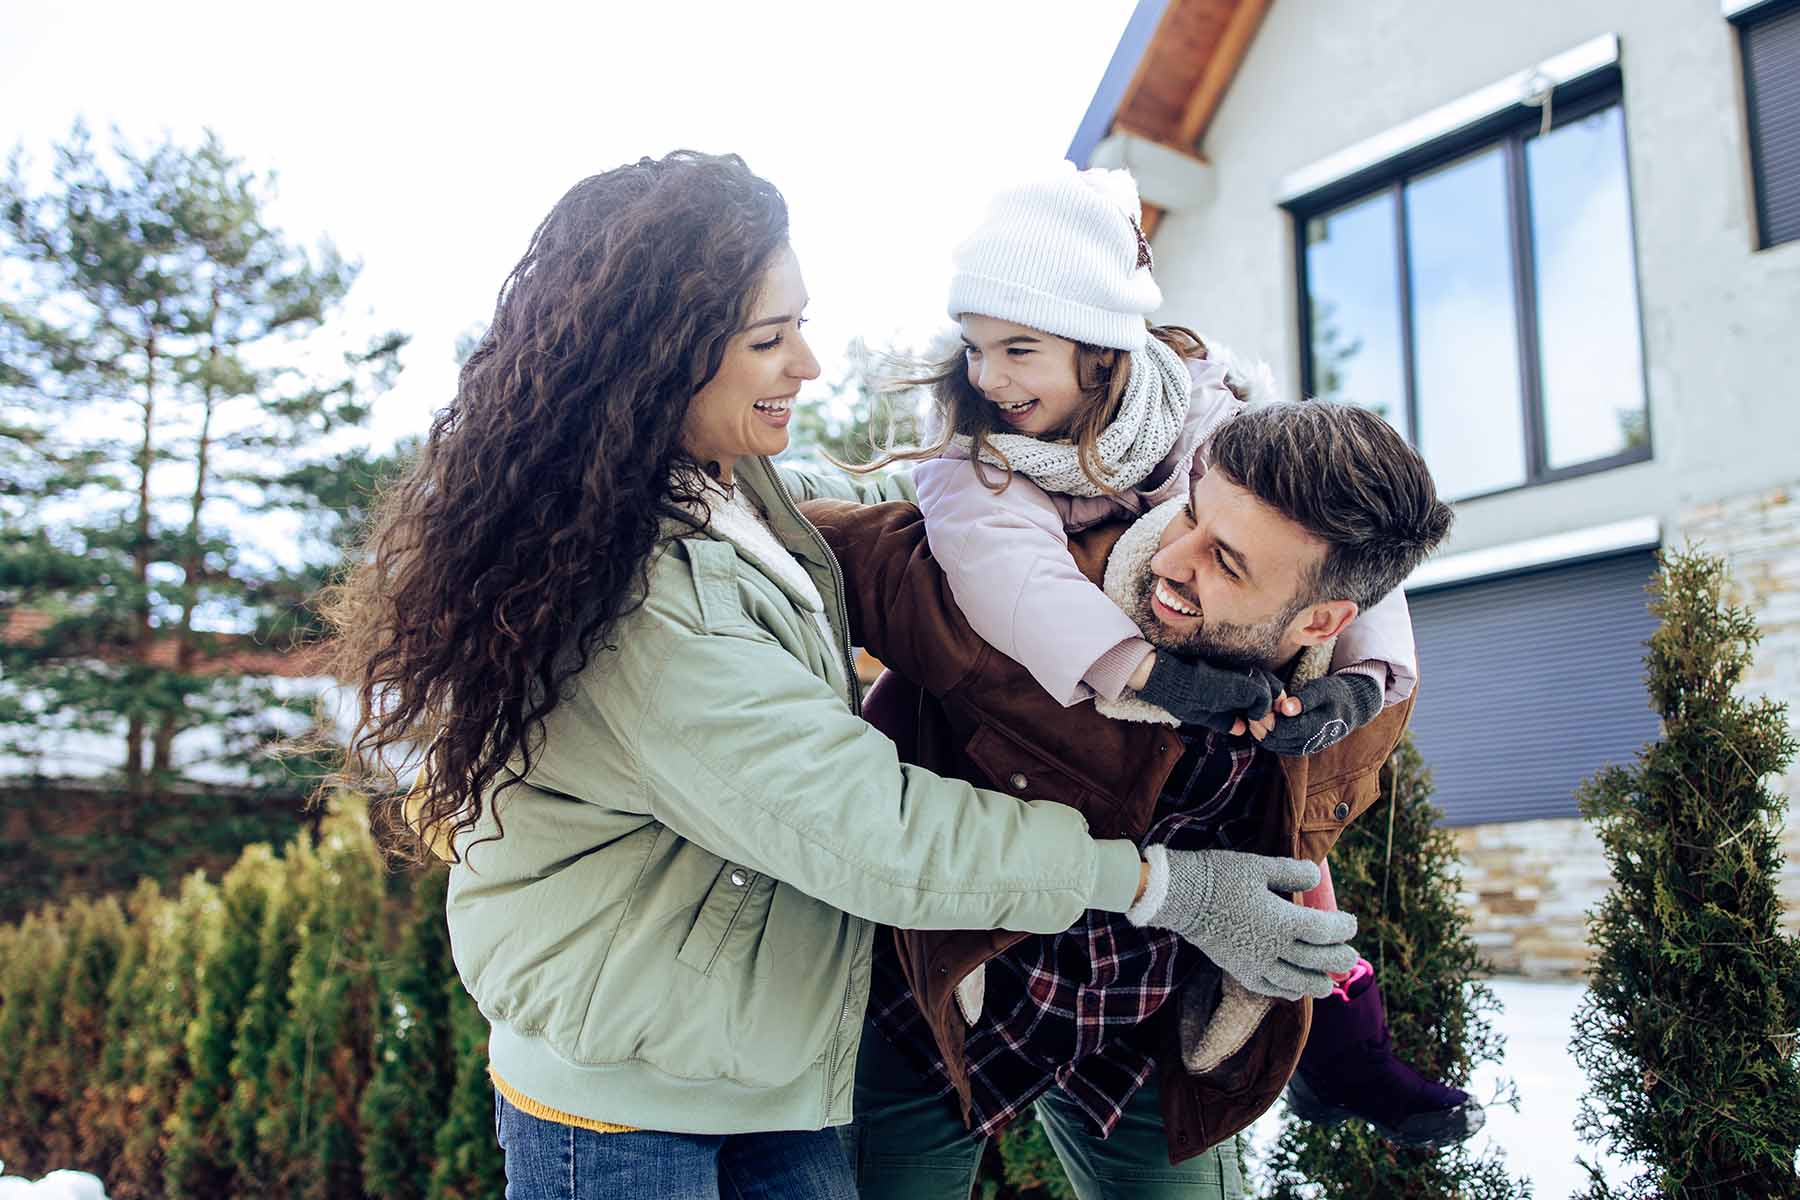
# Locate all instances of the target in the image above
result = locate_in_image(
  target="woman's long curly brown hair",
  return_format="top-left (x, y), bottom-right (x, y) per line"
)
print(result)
top-left (326, 151), bottom-right (789, 860)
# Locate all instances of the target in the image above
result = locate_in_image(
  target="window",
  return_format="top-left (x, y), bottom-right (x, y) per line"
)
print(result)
top-left (1737, 0), bottom-right (1800, 248)
top-left (1294, 85), bottom-right (1649, 502)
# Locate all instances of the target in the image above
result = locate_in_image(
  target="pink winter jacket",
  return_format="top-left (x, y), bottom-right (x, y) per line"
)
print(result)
top-left (913, 355), bottom-right (1418, 707)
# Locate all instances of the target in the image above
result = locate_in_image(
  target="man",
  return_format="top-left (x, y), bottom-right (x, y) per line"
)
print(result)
top-left (801, 401), bottom-right (1460, 1199)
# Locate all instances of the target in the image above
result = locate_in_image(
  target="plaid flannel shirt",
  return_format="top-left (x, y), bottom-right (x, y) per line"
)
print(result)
top-left (868, 727), bottom-right (1267, 1139)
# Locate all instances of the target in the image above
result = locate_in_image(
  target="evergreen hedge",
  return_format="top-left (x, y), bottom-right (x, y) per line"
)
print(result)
top-left (0, 801), bottom-right (502, 1199)
top-left (1571, 548), bottom-right (1800, 1198)
top-left (1261, 735), bottom-right (1529, 1199)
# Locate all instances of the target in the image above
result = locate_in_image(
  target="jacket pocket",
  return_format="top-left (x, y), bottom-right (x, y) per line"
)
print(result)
top-left (675, 861), bottom-right (760, 975)
top-left (962, 723), bottom-right (1104, 817)
top-left (1298, 768), bottom-right (1383, 834)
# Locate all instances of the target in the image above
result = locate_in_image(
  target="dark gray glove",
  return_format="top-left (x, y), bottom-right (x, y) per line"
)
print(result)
top-left (1129, 845), bottom-right (1358, 1000)
top-left (1261, 674), bottom-right (1383, 757)
top-left (1136, 650), bottom-right (1284, 733)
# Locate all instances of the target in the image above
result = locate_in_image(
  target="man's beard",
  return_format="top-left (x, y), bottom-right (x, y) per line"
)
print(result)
top-left (1119, 567), bottom-right (1296, 672)
top-left (1101, 493), bottom-right (1303, 674)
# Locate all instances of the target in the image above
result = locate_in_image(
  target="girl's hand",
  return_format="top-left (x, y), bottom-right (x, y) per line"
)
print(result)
top-left (1233, 692), bottom-right (1298, 740)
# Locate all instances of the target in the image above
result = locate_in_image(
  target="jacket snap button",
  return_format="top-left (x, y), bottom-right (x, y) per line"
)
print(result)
top-left (729, 869), bottom-right (749, 887)
top-left (1009, 773), bottom-right (1029, 790)
top-left (1332, 801), bottom-right (1350, 821)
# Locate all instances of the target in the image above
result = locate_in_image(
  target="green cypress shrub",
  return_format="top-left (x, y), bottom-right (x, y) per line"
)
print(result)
top-left (1571, 547), bottom-right (1800, 1198)
top-left (1262, 735), bottom-right (1528, 1199)
top-left (258, 800), bottom-right (384, 1200)
top-left (42, 896), bottom-right (127, 1173)
top-left (164, 843), bottom-right (280, 1199)
top-left (224, 833), bottom-right (319, 1194)
top-left (425, 983), bottom-right (506, 1200)
top-left (0, 906), bottom-right (64, 1176)
top-left (113, 871), bottom-right (216, 1200)
top-left (361, 866), bottom-right (457, 1200)
top-left (75, 879), bottom-right (163, 1176)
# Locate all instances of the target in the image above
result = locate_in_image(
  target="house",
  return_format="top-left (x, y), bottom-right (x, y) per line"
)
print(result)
top-left (1070, 0), bottom-right (1800, 975)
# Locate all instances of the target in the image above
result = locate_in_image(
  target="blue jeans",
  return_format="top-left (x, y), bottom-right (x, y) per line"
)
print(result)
top-left (494, 1090), bottom-right (858, 1200)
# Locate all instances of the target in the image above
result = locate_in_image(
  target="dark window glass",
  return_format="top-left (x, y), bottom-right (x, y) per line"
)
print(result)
top-left (1304, 192), bottom-right (1408, 439)
top-left (1526, 106), bottom-right (1648, 468)
top-left (1742, 0), bottom-right (1800, 248)
top-left (1406, 147), bottom-right (1528, 499)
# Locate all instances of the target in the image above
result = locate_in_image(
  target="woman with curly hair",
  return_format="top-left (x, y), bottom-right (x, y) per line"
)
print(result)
top-left (328, 151), bottom-right (1174, 1198)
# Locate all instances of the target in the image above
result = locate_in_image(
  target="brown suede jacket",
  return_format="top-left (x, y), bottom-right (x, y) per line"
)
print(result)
top-left (801, 498), bottom-right (1415, 1164)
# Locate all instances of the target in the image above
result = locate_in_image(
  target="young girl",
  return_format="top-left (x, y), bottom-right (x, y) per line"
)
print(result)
top-left (861, 161), bottom-right (1478, 1148)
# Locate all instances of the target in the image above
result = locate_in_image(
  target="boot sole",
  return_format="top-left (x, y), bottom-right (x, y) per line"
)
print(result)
top-left (1284, 1070), bottom-right (1487, 1149)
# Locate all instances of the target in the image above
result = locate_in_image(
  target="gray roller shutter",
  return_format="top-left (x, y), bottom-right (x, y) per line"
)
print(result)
top-left (1742, 0), bottom-right (1800, 248)
top-left (1405, 550), bottom-right (1661, 826)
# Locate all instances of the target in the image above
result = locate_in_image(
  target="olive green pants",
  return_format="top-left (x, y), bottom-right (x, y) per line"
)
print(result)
top-left (842, 1023), bottom-right (1246, 1200)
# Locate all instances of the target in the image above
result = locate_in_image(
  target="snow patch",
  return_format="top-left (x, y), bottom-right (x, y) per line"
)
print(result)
top-left (0, 1170), bottom-right (108, 1200)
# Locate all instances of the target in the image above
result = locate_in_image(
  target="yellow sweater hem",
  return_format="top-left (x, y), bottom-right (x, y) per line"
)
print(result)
top-left (489, 1067), bottom-right (638, 1134)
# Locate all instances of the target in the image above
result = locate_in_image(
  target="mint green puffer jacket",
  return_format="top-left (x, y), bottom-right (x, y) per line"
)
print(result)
top-left (445, 456), bottom-right (1143, 1135)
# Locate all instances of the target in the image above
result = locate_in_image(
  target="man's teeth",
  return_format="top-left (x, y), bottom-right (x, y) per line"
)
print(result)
top-left (997, 399), bottom-right (1035, 412)
top-left (754, 400), bottom-right (791, 412)
top-left (1155, 581), bottom-right (1200, 617)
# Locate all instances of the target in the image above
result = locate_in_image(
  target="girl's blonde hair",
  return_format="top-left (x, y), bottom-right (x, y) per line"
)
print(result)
top-left (844, 323), bottom-right (1209, 498)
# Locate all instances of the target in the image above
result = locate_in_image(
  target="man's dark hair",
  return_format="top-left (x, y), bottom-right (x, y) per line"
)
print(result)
top-left (1207, 401), bottom-right (1453, 609)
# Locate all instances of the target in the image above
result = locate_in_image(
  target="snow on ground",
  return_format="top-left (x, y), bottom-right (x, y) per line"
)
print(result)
top-left (1247, 977), bottom-right (1629, 1198)
top-left (0, 1171), bottom-right (107, 1200)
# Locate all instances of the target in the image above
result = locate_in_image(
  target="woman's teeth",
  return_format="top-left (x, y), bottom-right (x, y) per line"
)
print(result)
top-left (753, 399), bottom-right (792, 413)
top-left (1155, 580), bottom-right (1201, 617)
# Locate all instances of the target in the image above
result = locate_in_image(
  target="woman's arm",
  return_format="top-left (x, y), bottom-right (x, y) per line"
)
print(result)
top-left (626, 619), bottom-right (1144, 933)
top-left (776, 462), bottom-right (918, 505)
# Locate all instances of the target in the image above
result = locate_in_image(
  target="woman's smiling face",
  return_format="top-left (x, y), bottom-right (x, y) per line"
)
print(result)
top-left (957, 313), bottom-right (1086, 438)
top-left (681, 244), bottom-right (820, 481)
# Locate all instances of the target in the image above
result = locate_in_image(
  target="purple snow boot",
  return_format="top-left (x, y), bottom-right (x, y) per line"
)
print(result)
top-left (1284, 966), bottom-right (1486, 1148)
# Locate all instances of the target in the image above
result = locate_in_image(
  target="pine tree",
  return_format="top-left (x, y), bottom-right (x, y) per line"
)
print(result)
top-left (361, 866), bottom-right (457, 1200)
top-left (1262, 736), bottom-right (1529, 1199)
top-left (1571, 548), bottom-right (1800, 1199)
top-left (258, 799), bottom-right (384, 1200)
top-left (0, 122), bottom-right (404, 800)
top-left (426, 983), bottom-right (507, 1200)
top-left (163, 842), bottom-right (280, 1198)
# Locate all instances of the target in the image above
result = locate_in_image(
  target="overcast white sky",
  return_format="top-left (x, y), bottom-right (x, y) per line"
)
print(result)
top-left (1, 0), bottom-right (1136, 451)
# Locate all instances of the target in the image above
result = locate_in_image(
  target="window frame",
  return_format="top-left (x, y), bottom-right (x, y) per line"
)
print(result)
top-left (1288, 70), bottom-right (1653, 504)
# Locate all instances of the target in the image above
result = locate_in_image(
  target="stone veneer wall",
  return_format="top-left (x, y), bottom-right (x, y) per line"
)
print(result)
top-left (1450, 482), bottom-right (1800, 978)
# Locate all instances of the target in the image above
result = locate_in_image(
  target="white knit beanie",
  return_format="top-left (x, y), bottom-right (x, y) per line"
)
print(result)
top-left (947, 161), bottom-right (1162, 352)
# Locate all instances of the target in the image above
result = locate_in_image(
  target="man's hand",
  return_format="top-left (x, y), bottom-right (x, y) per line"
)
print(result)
top-left (1258, 674), bottom-right (1383, 756)
top-left (1134, 650), bottom-right (1284, 734)
top-left (1128, 846), bottom-right (1358, 1000)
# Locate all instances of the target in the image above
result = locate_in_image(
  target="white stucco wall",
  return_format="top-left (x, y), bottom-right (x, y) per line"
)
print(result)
top-left (1147, 0), bottom-right (1800, 562)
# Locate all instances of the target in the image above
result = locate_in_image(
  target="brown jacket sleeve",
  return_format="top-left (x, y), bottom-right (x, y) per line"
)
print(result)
top-left (799, 499), bottom-right (992, 699)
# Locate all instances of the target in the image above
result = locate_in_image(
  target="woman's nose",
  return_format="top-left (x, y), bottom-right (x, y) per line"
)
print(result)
top-left (790, 334), bottom-right (822, 381)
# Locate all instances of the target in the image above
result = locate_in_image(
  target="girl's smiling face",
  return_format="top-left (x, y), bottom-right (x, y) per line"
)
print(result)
top-left (957, 313), bottom-right (1087, 438)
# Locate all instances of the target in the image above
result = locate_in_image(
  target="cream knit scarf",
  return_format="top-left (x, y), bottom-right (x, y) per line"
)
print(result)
top-left (951, 334), bottom-right (1192, 497)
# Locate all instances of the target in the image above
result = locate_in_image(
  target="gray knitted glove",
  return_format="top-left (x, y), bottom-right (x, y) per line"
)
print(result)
top-left (1261, 673), bottom-right (1384, 757)
top-left (1128, 845), bottom-right (1358, 1000)
top-left (1136, 650), bottom-right (1285, 733)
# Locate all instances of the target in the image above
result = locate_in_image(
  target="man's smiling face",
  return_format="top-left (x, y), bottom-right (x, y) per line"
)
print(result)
top-left (1122, 469), bottom-right (1331, 671)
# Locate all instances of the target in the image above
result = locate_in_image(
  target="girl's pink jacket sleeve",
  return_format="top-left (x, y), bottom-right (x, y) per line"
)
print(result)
top-left (912, 459), bottom-right (1139, 706)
